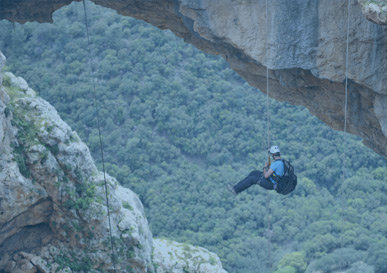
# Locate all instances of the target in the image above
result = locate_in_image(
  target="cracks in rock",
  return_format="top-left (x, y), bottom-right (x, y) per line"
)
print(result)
top-left (0, 223), bottom-right (54, 259)
top-left (0, 197), bottom-right (53, 242)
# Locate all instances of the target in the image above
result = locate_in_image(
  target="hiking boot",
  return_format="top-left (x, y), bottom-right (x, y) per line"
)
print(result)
top-left (227, 184), bottom-right (237, 195)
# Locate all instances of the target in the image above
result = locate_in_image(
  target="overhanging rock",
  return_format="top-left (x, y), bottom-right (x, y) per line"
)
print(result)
top-left (1, 0), bottom-right (386, 157)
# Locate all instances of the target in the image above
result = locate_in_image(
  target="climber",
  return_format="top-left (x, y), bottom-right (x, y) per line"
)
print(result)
top-left (227, 146), bottom-right (285, 195)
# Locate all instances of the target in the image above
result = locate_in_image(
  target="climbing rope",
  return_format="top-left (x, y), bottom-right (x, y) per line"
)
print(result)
top-left (343, 0), bottom-right (350, 139)
top-left (264, 0), bottom-right (272, 272)
top-left (340, 0), bottom-right (351, 271)
top-left (82, 0), bottom-right (117, 271)
top-left (265, 0), bottom-right (271, 149)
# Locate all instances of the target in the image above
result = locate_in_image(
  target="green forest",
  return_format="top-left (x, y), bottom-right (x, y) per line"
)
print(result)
top-left (1, 2), bottom-right (386, 272)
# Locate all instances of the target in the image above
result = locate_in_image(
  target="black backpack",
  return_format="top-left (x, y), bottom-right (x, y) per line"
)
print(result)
top-left (274, 159), bottom-right (297, 195)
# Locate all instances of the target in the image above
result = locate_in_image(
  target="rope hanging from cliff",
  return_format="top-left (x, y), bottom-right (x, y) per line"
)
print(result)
top-left (339, 0), bottom-right (351, 271)
top-left (265, 2), bottom-right (271, 150)
top-left (343, 1), bottom-right (350, 145)
top-left (264, 0), bottom-right (272, 272)
top-left (82, 1), bottom-right (117, 271)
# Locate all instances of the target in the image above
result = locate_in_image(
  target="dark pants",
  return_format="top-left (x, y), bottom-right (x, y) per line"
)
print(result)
top-left (233, 170), bottom-right (275, 194)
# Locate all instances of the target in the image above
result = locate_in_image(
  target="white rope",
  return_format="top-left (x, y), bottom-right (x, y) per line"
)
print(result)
top-left (344, 0), bottom-right (350, 137)
top-left (265, 0), bottom-right (271, 150)
top-left (264, 1), bottom-right (272, 272)
top-left (340, 0), bottom-right (351, 271)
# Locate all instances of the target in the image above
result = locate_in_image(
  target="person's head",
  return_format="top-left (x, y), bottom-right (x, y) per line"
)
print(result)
top-left (268, 145), bottom-right (281, 158)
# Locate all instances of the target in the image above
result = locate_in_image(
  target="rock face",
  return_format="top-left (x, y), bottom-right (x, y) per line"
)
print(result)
top-left (153, 239), bottom-right (227, 273)
top-left (0, 53), bottom-right (227, 273)
top-left (0, 0), bottom-right (386, 157)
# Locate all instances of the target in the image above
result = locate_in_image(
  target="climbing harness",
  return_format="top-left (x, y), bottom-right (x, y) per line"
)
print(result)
top-left (82, 0), bottom-right (117, 271)
top-left (340, 0), bottom-right (351, 271)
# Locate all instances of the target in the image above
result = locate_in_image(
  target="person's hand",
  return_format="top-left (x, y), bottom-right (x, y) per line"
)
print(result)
top-left (264, 162), bottom-right (269, 168)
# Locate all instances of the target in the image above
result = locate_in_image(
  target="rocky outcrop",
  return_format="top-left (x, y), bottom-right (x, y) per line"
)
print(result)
top-left (153, 239), bottom-right (227, 273)
top-left (0, 69), bottom-right (153, 271)
top-left (359, 0), bottom-right (387, 25)
top-left (0, 53), bottom-right (226, 272)
top-left (0, 0), bottom-right (386, 158)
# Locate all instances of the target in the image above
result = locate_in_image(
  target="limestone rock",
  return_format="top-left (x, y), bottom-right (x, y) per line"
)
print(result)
top-left (4, 72), bottom-right (28, 90)
top-left (4, 72), bottom-right (36, 97)
top-left (153, 239), bottom-right (227, 273)
top-left (0, 52), bottom-right (5, 84)
top-left (1, 56), bottom-right (155, 271)
top-left (374, 94), bottom-right (387, 136)
top-left (359, 0), bottom-right (387, 25)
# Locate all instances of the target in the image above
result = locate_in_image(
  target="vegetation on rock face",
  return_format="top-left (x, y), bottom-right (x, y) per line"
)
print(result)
top-left (1, 1), bottom-right (386, 272)
top-left (2, 78), bottom-right (35, 178)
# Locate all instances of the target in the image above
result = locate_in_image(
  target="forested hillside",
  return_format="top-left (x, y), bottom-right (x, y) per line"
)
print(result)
top-left (1, 2), bottom-right (386, 272)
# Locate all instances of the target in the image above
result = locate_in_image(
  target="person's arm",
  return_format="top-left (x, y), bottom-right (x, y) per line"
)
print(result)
top-left (263, 163), bottom-right (274, 179)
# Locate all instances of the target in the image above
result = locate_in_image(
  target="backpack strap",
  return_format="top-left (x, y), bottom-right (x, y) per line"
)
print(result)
top-left (271, 159), bottom-right (285, 181)
top-left (280, 159), bottom-right (286, 178)
top-left (272, 159), bottom-right (285, 178)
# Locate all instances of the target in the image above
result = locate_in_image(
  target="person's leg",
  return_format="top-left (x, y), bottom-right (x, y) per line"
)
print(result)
top-left (233, 170), bottom-right (263, 194)
top-left (257, 177), bottom-right (275, 190)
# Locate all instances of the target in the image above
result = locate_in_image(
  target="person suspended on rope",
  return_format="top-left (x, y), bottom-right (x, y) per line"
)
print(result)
top-left (228, 145), bottom-right (294, 195)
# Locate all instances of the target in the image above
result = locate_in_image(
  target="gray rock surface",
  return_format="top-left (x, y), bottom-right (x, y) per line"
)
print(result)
top-left (0, 52), bottom-right (4, 84)
top-left (153, 239), bottom-right (227, 273)
top-left (0, 59), bottom-right (227, 272)
top-left (359, 0), bottom-right (387, 25)
top-left (0, 0), bottom-right (386, 157)
top-left (375, 94), bottom-right (387, 136)
top-left (4, 72), bottom-right (36, 96)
